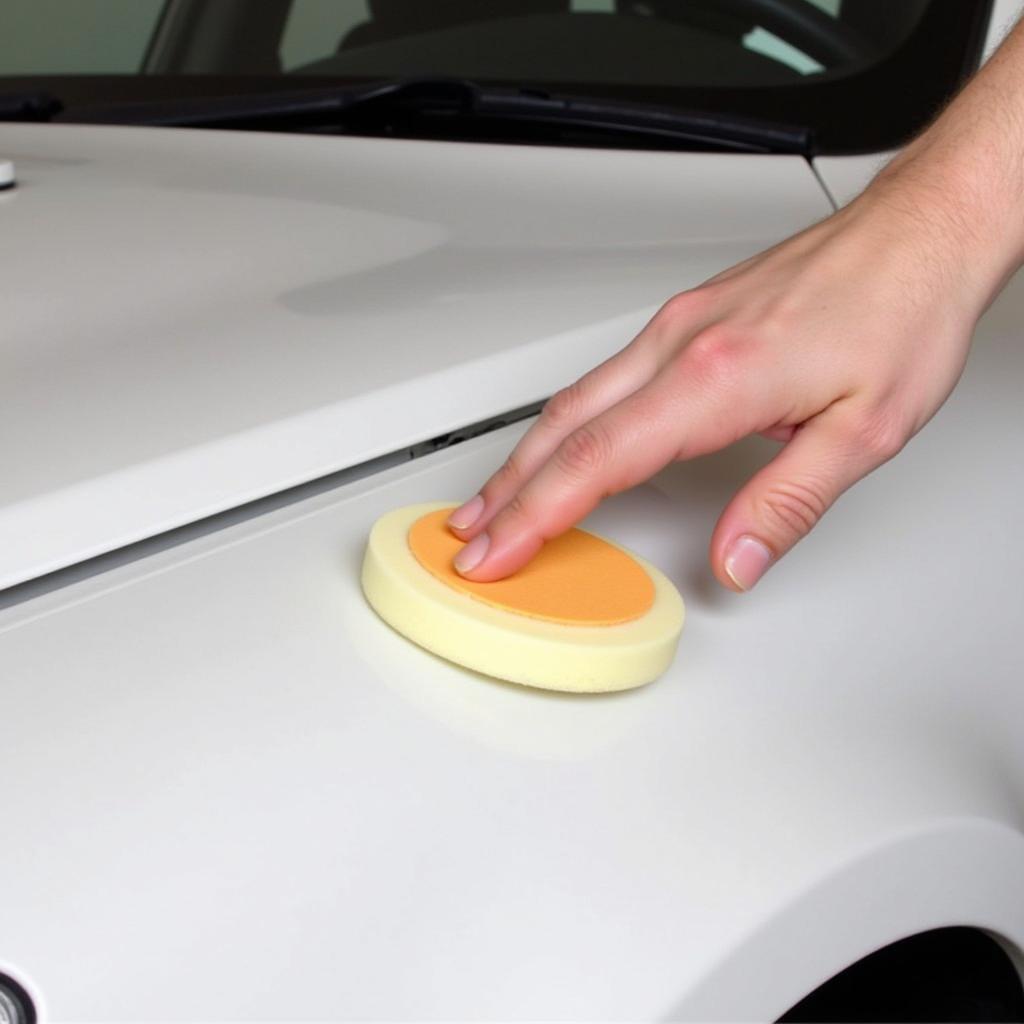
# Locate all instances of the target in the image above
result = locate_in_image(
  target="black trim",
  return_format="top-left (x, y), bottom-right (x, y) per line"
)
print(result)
top-left (64, 79), bottom-right (814, 154)
top-left (0, 90), bottom-right (62, 122)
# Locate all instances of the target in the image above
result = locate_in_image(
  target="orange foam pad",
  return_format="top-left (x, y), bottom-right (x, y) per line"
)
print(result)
top-left (407, 508), bottom-right (656, 626)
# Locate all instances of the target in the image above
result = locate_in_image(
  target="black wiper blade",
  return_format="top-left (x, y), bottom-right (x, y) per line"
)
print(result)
top-left (68, 78), bottom-right (811, 155)
top-left (0, 91), bottom-right (62, 122)
top-left (471, 84), bottom-right (810, 154)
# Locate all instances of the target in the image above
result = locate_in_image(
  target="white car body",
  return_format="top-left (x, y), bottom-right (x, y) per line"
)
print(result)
top-left (1, 3), bottom-right (1023, 1019)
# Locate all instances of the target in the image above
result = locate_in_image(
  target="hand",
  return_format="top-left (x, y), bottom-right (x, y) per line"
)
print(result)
top-left (446, 181), bottom-right (996, 591)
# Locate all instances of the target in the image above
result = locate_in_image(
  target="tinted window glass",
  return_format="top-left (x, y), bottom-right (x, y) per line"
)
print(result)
top-left (0, 1), bottom-right (995, 154)
top-left (281, 0), bottom-right (926, 88)
top-left (0, 0), bottom-right (165, 74)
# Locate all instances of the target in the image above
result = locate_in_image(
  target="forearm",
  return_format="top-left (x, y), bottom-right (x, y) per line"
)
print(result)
top-left (862, 17), bottom-right (1024, 307)
top-left (449, 17), bottom-right (1024, 590)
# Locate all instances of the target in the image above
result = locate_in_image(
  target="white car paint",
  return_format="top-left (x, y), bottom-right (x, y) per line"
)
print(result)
top-left (1, 5), bottom-right (1022, 1019)
top-left (0, 270), bottom-right (1022, 1016)
top-left (0, 124), bottom-right (827, 591)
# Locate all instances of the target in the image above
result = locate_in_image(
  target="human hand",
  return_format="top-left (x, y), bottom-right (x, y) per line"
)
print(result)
top-left (446, 179), bottom-right (1000, 592)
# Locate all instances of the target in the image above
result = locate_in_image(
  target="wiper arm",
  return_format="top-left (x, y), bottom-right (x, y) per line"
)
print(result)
top-left (67, 78), bottom-right (812, 155)
top-left (0, 91), bottom-right (62, 122)
top-left (473, 83), bottom-right (811, 154)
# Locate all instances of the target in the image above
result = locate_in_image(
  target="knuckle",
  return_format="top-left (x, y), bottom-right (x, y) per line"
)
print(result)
top-left (556, 424), bottom-right (612, 480)
top-left (481, 452), bottom-right (525, 504)
top-left (850, 408), bottom-right (907, 462)
top-left (759, 479), bottom-right (830, 540)
top-left (490, 453), bottom-right (522, 490)
top-left (541, 384), bottom-right (585, 432)
top-left (681, 326), bottom-right (745, 388)
top-left (657, 289), bottom-right (704, 325)
top-left (499, 492), bottom-right (537, 533)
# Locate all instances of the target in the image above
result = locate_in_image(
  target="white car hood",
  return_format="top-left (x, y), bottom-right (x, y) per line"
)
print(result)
top-left (0, 122), bottom-right (828, 589)
top-left (1, 312), bottom-right (1023, 1018)
top-left (1, 123), bottom-right (1024, 1022)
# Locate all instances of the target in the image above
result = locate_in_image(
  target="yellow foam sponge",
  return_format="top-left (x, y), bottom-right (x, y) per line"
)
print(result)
top-left (361, 502), bottom-right (685, 693)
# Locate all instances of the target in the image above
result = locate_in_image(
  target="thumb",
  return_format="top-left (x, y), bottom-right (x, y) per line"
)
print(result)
top-left (710, 407), bottom-right (902, 591)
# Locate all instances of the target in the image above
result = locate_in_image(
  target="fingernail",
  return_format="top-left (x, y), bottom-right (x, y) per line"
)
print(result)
top-left (448, 495), bottom-right (484, 531)
top-left (724, 535), bottom-right (773, 591)
top-left (454, 532), bottom-right (490, 575)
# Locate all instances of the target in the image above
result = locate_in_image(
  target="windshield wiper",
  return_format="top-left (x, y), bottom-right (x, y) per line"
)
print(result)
top-left (64, 78), bottom-right (812, 155)
top-left (0, 91), bottom-right (62, 121)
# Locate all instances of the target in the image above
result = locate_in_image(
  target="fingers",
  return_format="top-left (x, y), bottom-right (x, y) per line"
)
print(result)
top-left (448, 292), bottom-right (711, 540)
top-left (710, 404), bottom-right (905, 591)
top-left (446, 351), bottom-right (652, 539)
top-left (453, 336), bottom-right (769, 582)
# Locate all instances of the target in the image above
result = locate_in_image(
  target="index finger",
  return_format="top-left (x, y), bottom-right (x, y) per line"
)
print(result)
top-left (448, 292), bottom-right (711, 540)
top-left (452, 340), bottom-right (769, 581)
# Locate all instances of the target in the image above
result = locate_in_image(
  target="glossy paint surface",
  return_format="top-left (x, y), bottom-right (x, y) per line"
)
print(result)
top-left (0, 269), bottom-right (1022, 1017)
top-left (0, 123), bottom-right (828, 589)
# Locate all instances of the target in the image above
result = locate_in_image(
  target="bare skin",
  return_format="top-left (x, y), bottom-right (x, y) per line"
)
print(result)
top-left (448, 18), bottom-right (1024, 592)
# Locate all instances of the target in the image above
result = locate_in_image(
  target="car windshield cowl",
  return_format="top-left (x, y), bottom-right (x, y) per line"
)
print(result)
top-left (42, 77), bottom-right (813, 154)
top-left (0, 90), bottom-right (63, 121)
top-left (0, 1), bottom-right (996, 154)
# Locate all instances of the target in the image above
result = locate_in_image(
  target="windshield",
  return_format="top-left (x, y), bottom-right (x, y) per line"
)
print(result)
top-left (0, 0), bottom-right (994, 153)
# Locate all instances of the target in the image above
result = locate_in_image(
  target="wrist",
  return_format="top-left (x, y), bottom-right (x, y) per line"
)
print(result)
top-left (856, 147), bottom-right (1024, 312)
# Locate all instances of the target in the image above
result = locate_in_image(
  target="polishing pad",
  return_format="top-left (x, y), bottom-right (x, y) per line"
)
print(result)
top-left (361, 502), bottom-right (685, 693)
